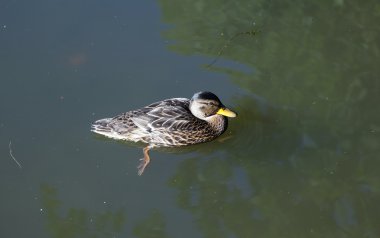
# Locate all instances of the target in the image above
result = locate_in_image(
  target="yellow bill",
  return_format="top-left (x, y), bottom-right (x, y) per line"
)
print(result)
top-left (217, 107), bottom-right (237, 118)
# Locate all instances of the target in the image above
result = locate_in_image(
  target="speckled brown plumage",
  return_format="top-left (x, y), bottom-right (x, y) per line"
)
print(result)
top-left (91, 98), bottom-right (227, 147)
top-left (91, 92), bottom-right (236, 175)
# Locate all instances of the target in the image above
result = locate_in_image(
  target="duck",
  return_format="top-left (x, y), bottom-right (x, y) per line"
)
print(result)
top-left (91, 91), bottom-right (237, 175)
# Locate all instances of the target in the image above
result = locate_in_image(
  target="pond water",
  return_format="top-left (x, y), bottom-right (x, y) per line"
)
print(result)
top-left (1, 0), bottom-right (379, 237)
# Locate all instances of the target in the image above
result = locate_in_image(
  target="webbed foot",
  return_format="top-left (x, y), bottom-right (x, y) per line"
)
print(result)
top-left (137, 146), bottom-right (151, 175)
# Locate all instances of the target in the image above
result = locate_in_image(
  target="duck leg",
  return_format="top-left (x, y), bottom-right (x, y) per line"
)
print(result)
top-left (137, 145), bottom-right (152, 176)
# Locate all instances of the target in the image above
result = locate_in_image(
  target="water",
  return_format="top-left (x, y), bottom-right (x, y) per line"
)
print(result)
top-left (1, 0), bottom-right (379, 237)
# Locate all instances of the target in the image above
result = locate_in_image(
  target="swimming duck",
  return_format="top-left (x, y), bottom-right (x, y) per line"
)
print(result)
top-left (91, 91), bottom-right (237, 175)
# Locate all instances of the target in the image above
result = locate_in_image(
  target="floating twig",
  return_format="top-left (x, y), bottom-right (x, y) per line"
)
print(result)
top-left (9, 141), bottom-right (22, 169)
top-left (206, 29), bottom-right (261, 68)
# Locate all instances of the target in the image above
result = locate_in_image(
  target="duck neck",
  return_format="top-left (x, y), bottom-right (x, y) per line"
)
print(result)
top-left (205, 115), bottom-right (228, 135)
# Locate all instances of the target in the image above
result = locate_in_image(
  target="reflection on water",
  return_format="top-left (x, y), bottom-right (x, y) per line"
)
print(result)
top-left (40, 185), bottom-right (171, 238)
top-left (1, 0), bottom-right (379, 237)
top-left (133, 210), bottom-right (170, 238)
top-left (40, 185), bottom-right (126, 238)
top-left (160, 0), bottom-right (380, 237)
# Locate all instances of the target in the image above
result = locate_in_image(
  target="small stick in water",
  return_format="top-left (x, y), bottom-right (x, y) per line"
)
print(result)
top-left (206, 29), bottom-right (261, 68)
top-left (9, 141), bottom-right (22, 169)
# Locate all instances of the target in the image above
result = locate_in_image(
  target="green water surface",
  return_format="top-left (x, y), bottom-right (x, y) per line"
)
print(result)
top-left (0, 0), bottom-right (379, 237)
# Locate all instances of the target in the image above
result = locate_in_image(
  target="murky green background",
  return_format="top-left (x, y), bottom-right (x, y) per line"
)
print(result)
top-left (1, 0), bottom-right (380, 237)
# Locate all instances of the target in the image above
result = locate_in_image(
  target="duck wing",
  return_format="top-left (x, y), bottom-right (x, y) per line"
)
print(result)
top-left (92, 98), bottom-right (210, 145)
top-left (130, 98), bottom-right (201, 132)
